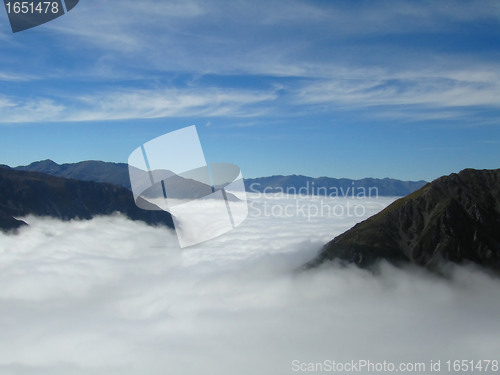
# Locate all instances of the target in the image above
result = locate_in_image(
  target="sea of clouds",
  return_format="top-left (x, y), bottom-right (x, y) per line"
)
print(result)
top-left (0, 194), bottom-right (499, 375)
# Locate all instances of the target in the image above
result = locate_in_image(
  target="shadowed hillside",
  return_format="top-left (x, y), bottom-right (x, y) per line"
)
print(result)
top-left (308, 168), bottom-right (500, 271)
top-left (0, 168), bottom-right (174, 232)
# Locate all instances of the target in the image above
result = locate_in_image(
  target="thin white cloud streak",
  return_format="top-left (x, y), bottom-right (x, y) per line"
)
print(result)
top-left (0, 95), bottom-right (65, 123)
top-left (1, 195), bottom-right (499, 374)
top-left (294, 66), bottom-right (500, 112)
top-left (0, 72), bottom-right (39, 82)
top-left (72, 88), bottom-right (277, 121)
top-left (0, 88), bottom-right (277, 123)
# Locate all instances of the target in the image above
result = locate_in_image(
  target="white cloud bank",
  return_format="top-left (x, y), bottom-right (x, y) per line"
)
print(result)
top-left (0, 195), bottom-right (499, 374)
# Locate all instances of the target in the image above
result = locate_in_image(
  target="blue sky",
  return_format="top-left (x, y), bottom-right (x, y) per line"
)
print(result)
top-left (0, 0), bottom-right (499, 180)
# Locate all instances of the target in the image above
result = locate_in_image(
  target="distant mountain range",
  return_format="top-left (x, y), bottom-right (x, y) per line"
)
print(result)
top-left (16, 159), bottom-right (132, 189)
top-left (15, 160), bottom-right (427, 197)
top-left (0, 166), bottom-right (174, 232)
top-left (308, 168), bottom-right (500, 271)
top-left (244, 175), bottom-right (427, 197)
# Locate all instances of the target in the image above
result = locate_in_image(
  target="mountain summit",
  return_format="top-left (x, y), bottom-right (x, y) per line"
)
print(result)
top-left (309, 168), bottom-right (500, 270)
top-left (16, 160), bottom-right (131, 189)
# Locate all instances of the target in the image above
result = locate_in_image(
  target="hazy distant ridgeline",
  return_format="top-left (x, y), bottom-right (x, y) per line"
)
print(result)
top-left (15, 160), bottom-right (427, 197)
top-left (245, 175), bottom-right (427, 198)
top-left (15, 159), bottom-right (132, 189)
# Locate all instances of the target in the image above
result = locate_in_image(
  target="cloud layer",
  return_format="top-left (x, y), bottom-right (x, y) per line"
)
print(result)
top-left (1, 195), bottom-right (499, 374)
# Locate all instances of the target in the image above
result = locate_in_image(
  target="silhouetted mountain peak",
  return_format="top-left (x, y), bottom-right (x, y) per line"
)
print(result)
top-left (16, 160), bottom-right (132, 189)
top-left (23, 159), bottom-right (59, 171)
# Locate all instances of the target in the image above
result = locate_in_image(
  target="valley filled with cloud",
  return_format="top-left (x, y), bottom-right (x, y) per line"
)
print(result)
top-left (1, 195), bottom-right (499, 374)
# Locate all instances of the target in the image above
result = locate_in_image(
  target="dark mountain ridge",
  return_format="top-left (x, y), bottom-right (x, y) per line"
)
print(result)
top-left (308, 168), bottom-right (500, 271)
top-left (0, 168), bottom-right (174, 232)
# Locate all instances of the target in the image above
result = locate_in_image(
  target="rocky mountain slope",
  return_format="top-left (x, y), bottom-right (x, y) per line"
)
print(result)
top-left (309, 168), bottom-right (500, 270)
top-left (0, 167), bottom-right (174, 232)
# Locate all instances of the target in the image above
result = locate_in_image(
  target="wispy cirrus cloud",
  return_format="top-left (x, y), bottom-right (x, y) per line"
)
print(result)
top-left (42, 0), bottom-right (500, 77)
top-left (1, 68), bottom-right (498, 124)
top-left (72, 87), bottom-right (277, 121)
top-left (0, 95), bottom-right (65, 122)
top-left (0, 87), bottom-right (278, 123)
top-left (0, 72), bottom-right (39, 82)
top-left (297, 76), bottom-right (500, 108)
top-left (292, 62), bottom-right (500, 120)
top-left (1, 0), bottom-right (499, 124)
